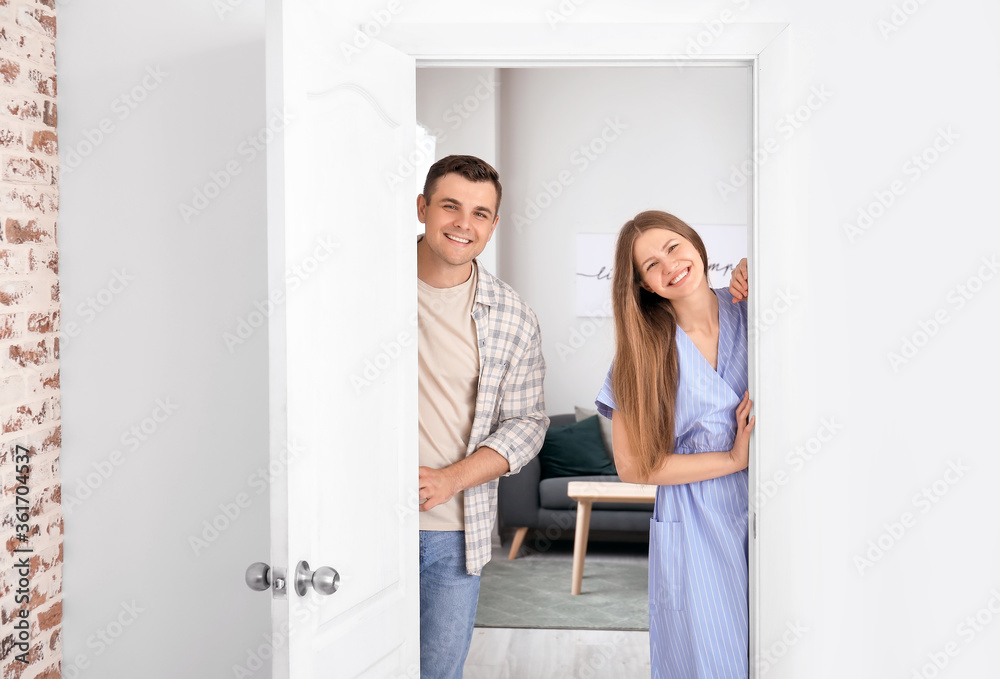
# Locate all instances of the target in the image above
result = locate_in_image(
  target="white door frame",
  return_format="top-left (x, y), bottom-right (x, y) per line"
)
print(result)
top-left (379, 21), bottom-right (792, 678)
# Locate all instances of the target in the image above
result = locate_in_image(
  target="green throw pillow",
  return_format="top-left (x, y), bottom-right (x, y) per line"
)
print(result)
top-left (539, 415), bottom-right (617, 479)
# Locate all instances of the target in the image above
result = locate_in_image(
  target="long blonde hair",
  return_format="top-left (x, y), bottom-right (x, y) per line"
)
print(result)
top-left (610, 211), bottom-right (710, 478)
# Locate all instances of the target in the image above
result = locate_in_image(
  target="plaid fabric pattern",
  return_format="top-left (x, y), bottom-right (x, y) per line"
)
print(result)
top-left (462, 260), bottom-right (548, 575)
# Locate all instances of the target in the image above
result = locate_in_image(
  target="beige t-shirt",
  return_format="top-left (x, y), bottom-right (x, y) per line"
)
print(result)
top-left (417, 266), bottom-right (480, 530)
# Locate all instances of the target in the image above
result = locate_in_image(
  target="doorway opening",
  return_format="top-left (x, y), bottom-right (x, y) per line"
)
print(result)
top-left (414, 61), bottom-right (752, 645)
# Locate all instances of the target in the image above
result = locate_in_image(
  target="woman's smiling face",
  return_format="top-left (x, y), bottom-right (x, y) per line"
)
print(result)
top-left (632, 227), bottom-right (707, 300)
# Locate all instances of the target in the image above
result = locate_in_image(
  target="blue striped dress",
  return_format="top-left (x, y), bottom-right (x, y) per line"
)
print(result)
top-left (596, 288), bottom-right (749, 679)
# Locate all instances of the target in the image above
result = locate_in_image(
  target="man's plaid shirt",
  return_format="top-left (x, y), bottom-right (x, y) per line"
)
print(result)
top-left (459, 259), bottom-right (548, 575)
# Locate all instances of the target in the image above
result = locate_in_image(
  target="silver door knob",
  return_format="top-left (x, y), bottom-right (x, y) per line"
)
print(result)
top-left (295, 560), bottom-right (340, 596)
top-left (245, 562), bottom-right (271, 591)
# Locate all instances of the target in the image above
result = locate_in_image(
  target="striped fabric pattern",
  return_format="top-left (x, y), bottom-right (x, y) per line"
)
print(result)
top-left (596, 287), bottom-right (749, 678)
top-left (462, 260), bottom-right (549, 576)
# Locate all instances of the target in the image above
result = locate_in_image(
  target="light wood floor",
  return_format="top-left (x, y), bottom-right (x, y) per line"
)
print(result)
top-left (463, 627), bottom-right (651, 679)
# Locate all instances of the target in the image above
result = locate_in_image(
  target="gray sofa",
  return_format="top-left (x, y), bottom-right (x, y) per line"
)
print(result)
top-left (497, 413), bottom-right (655, 559)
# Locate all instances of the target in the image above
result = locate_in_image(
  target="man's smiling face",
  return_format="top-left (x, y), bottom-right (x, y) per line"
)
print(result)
top-left (417, 172), bottom-right (499, 270)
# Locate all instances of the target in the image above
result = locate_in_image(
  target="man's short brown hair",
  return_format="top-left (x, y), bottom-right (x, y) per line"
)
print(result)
top-left (422, 155), bottom-right (502, 216)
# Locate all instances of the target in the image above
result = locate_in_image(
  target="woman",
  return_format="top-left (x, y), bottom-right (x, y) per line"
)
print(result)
top-left (595, 211), bottom-right (754, 678)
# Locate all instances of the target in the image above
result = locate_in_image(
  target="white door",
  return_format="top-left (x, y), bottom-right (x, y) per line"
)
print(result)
top-left (264, 1), bottom-right (419, 676)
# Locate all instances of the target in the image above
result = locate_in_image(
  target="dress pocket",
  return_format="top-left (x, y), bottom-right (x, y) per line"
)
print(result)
top-left (649, 518), bottom-right (685, 612)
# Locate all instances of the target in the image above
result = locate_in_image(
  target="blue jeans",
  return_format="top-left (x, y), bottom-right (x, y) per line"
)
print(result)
top-left (419, 531), bottom-right (481, 679)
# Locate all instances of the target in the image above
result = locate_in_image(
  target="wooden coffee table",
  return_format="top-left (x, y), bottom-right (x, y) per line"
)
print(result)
top-left (566, 481), bottom-right (657, 595)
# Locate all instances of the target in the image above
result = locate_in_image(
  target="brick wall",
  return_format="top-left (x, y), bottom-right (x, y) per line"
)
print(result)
top-left (0, 1), bottom-right (62, 678)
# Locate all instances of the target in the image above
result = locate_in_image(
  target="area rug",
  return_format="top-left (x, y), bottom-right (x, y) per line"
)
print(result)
top-left (474, 556), bottom-right (649, 631)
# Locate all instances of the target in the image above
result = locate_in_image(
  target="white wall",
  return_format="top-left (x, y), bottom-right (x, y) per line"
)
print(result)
top-left (58, 2), bottom-right (271, 677)
top-left (58, 1), bottom-right (1000, 677)
top-left (497, 66), bottom-right (750, 414)
top-left (415, 67), bottom-right (499, 272)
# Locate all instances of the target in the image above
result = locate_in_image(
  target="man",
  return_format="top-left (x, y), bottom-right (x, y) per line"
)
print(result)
top-left (415, 155), bottom-right (548, 678)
